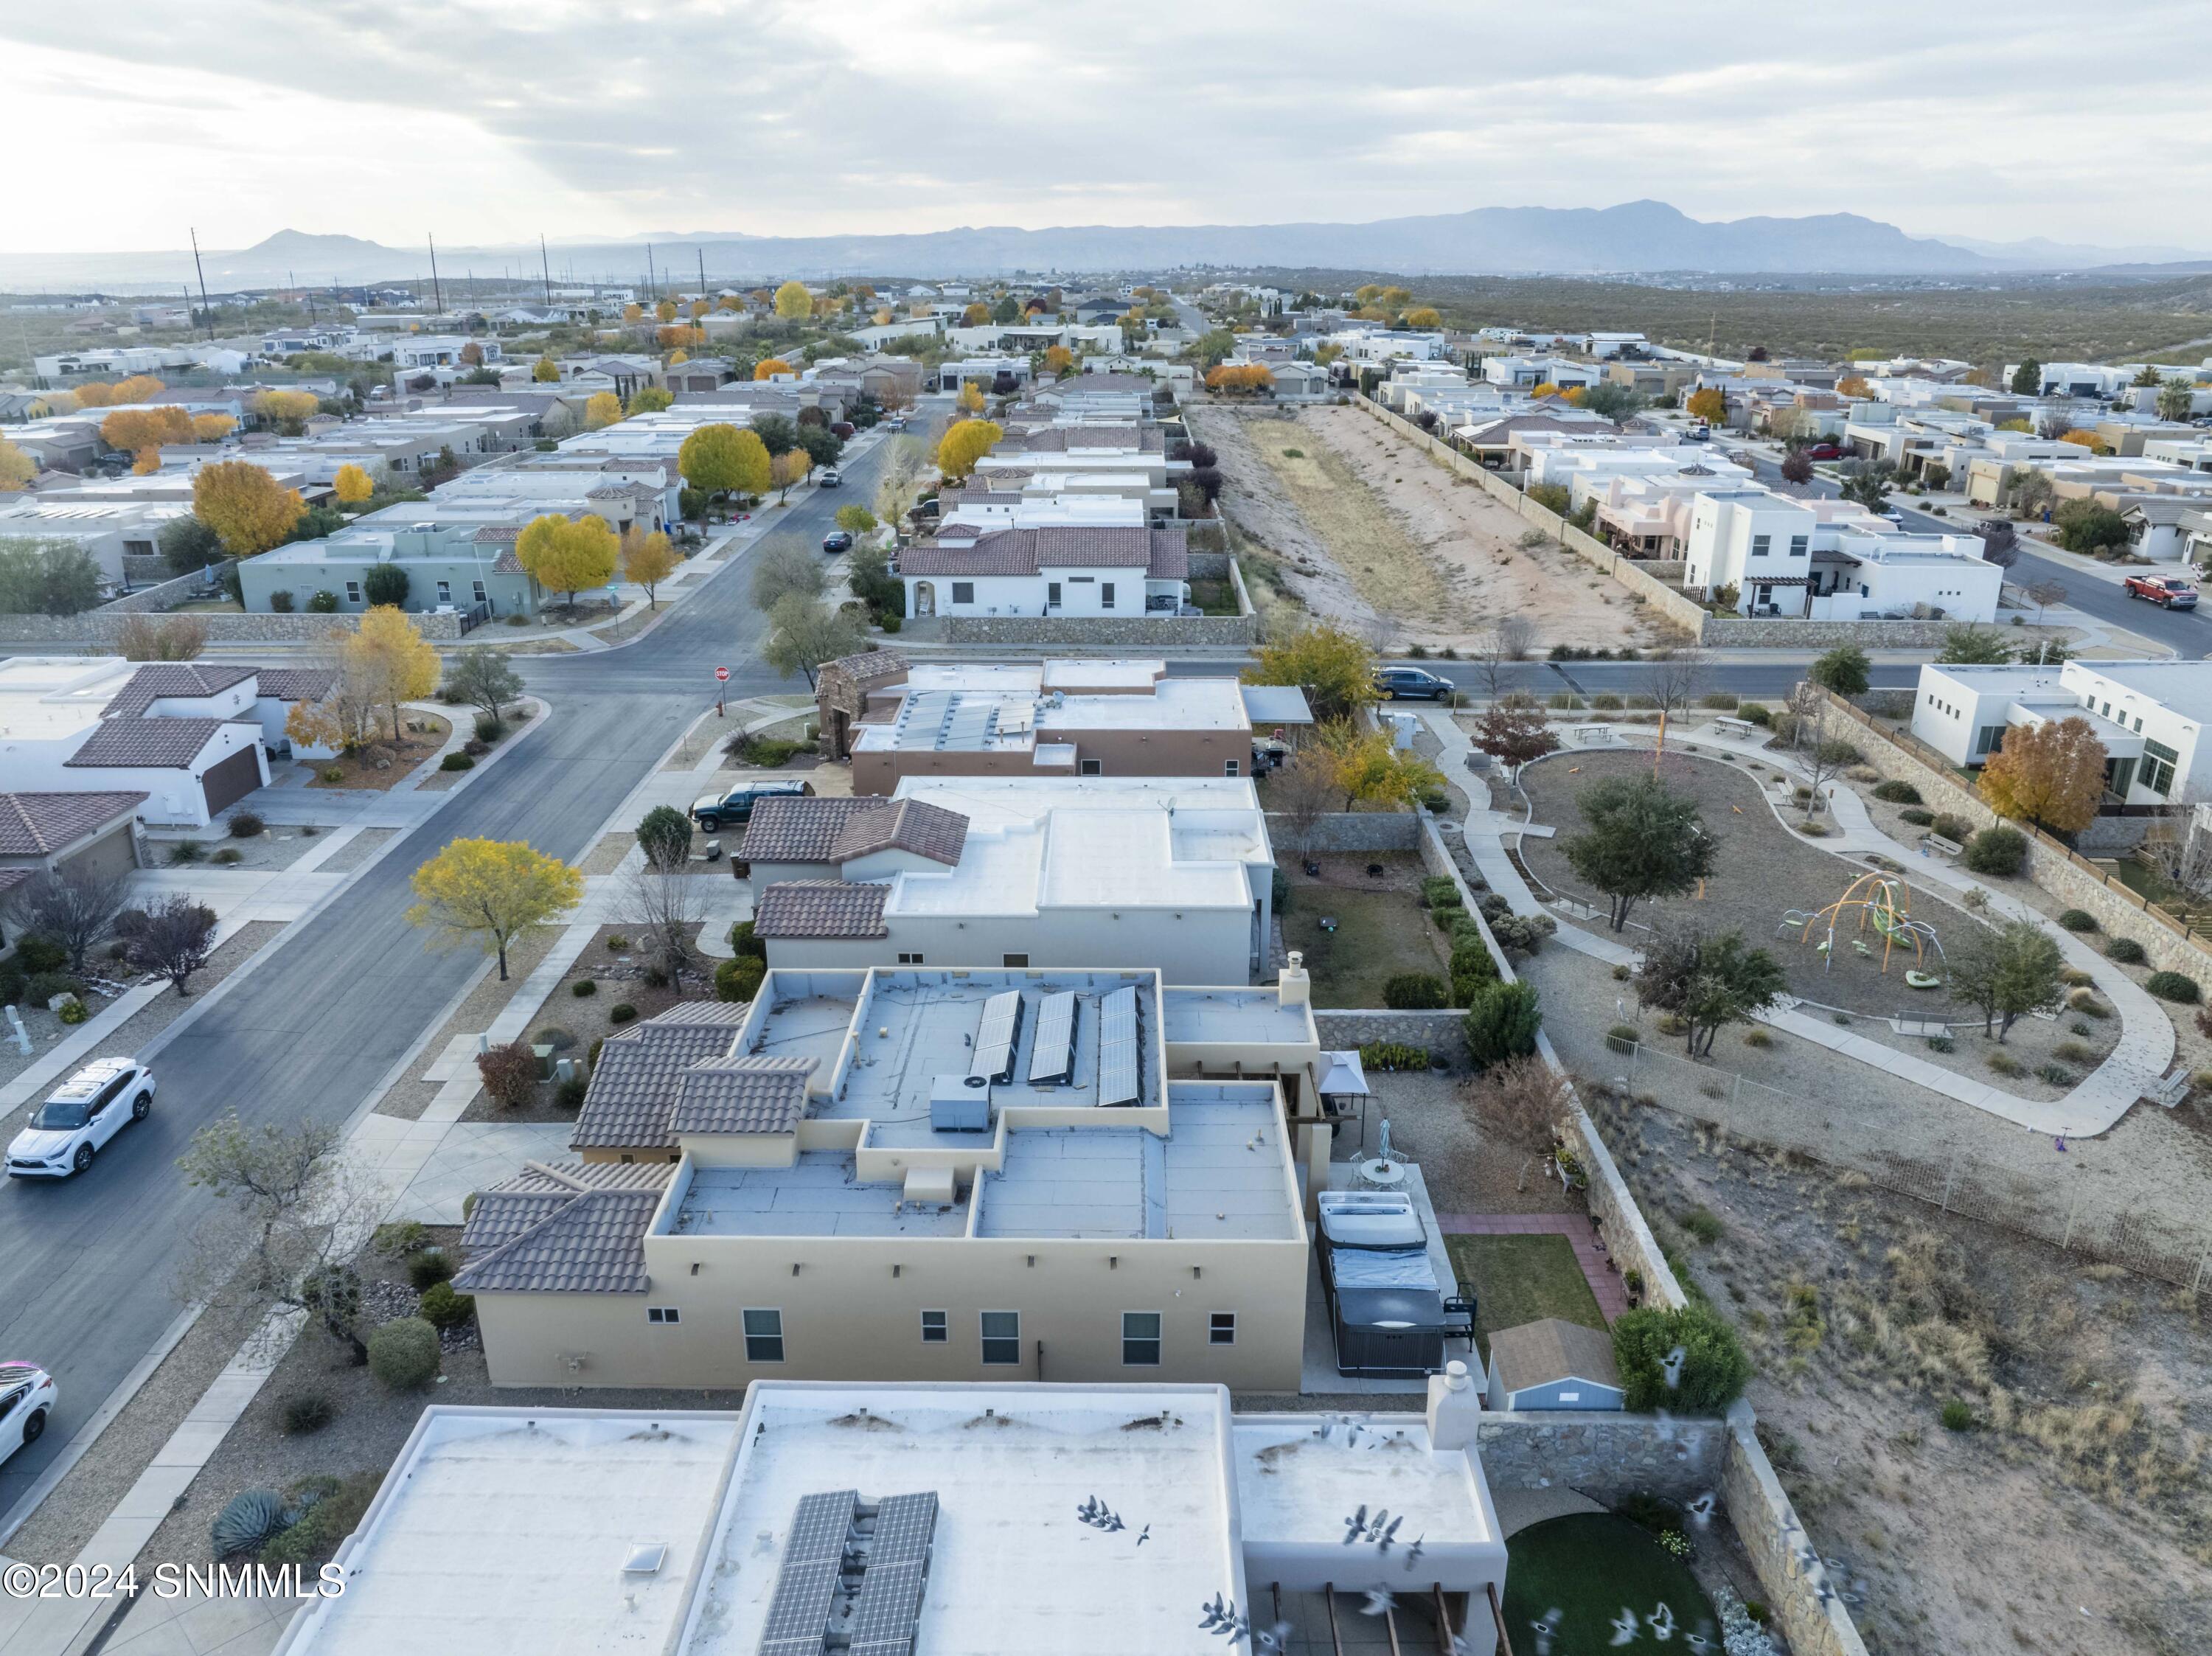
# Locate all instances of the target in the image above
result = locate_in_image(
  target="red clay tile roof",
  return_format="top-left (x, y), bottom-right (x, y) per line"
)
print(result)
top-left (0, 791), bottom-right (145, 855)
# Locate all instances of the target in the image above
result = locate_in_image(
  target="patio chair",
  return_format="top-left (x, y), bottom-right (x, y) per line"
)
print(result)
top-left (1440, 1287), bottom-right (1478, 1351)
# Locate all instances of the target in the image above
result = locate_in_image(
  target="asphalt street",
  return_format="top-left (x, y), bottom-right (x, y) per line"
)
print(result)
top-left (0, 431), bottom-right (901, 1519)
top-left (1166, 656), bottom-right (1918, 700)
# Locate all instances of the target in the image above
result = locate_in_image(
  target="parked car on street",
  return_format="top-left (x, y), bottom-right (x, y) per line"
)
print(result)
top-left (822, 529), bottom-right (855, 554)
top-left (1373, 665), bottom-right (1454, 701)
top-left (5, 1057), bottom-right (156, 1178)
top-left (817, 468), bottom-right (843, 489)
top-left (2124, 573), bottom-right (2199, 608)
top-left (1803, 443), bottom-right (1844, 461)
top-left (689, 779), bottom-right (813, 833)
top-left (0, 1363), bottom-right (56, 1465)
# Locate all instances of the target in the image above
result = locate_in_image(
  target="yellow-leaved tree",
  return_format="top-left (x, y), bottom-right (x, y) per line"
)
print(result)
top-left (655, 299), bottom-right (678, 324)
top-left (406, 838), bottom-right (583, 981)
top-left (1685, 387), bottom-right (1728, 423)
top-left (678, 422), bottom-right (771, 500)
top-left (754, 357), bottom-right (794, 380)
top-left (100, 406), bottom-right (193, 455)
top-left (532, 354), bottom-right (560, 383)
top-left (459, 341), bottom-right (484, 366)
top-left (254, 388), bottom-right (321, 435)
top-left (515, 512), bottom-right (619, 613)
top-left (935, 418), bottom-right (1003, 482)
top-left (1836, 375), bottom-right (1872, 399)
top-left (1243, 622), bottom-right (1378, 720)
top-left (771, 448), bottom-right (813, 501)
top-left (773, 280), bottom-right (813, 321)
top-left (1042, 344), bottom-right (1074, 376)
top-left (689, 299), bottom-right (709, 319)
top-left (960, 303), bottom-right (990, 326)
top-left (1977, 716), bottom-right (2106, 835)
top-left (1405, 307), bottom-right (1442, 329)
top-left (622, 302), bottom-right (644, 324)
top-left (619, 526), bottom-right (680, 608)
top-left (583, 391), bottom-right (623, 430)
top-left (2059, 428), bottom-right (2112, 455)
top-left (333, 463), bottom-right (376, 504)
top-left (347, 605), bottom-right (441, 742)
top-left (667, 348), bottom-right (689, 366)
top-left (192, 460), bottom-right (305, 555)
top-left (955, 380), bottom-right (986, 414)
top-left (0, 438), bottom-right (35, 492)
top-left (131, 448), bottom-right (162, 474)
top-left (191, 413), bottom-right (237, 442)
top-left (627, 386), bottom-right (673, 414)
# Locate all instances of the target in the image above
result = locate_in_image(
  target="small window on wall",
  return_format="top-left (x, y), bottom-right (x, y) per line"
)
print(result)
top-left (647, 1307), bottom-right (680, 1325)
top-left (981, 1310), bottom-right (1020, 1365)
top-left (742, 1308), bottom-right (785, 1363)
top-left (951, 582), bottom-right (975, 605)
top-left (921, 1311), bottom-right (947, 1344)
top-left (1122, 1311), bottom-right (1161, 1366)
top-left (1003, 954), bottom-right (1029, 967)
top-left (1208, 1313), bottom-right (1236, 1346)
top-left (345, 582), bottom-right (361, 603)
top-left (1079, 759), bottom-right (1102, 776)
top-left (897, 952), bottom-right (925, 965)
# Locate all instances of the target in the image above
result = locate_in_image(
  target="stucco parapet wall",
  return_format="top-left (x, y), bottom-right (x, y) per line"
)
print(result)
top-left (0, 608), bottom-right (463, 645)
top-left (942, 613), bottom-right (1258, 647)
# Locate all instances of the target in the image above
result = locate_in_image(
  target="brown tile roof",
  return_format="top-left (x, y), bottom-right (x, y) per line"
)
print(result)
top-left (65, 717), bottom-right (226, 770)
top-left (669, 1056), bottom-right (816, 1136)
top-left (1488, 1318), bottom-right (1623, 1396)
top-left (569, 1010), bottom-right (747, 1151)
top-left (453, 1160), bottom-right (675, 1294)
top-left (249, 667), bottom-right (338, 703)
top-left (100, 663), bottom-right (257, 717)
top-left (752, 880), bottom-right (891, 940)
top-left (897, 525), bottom-right (1182, 579)
top-left (822, 649), bottom-right (907, 684)
top-left (739, 797), bottom-right (966, 867)
top-left (0, 791), bottom-right (146, 855)
top-left (1009, 425), bottom-right (1161, 453)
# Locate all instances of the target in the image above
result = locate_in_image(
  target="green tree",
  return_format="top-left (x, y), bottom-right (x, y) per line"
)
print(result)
top-left (2009, 359), bottom-right (2041, 394)
top-left (2130, 363), bottom-right (2164, 388)
top-left (1806, 643), bottom-right (1871, 698)
top-left (1242, 622), bottom-right (1377, 721)
top-left (1935, 625), bottom-right (2014, 666)
top-left (845, 537), bottom-right (902, 617)
top-left (2051, 500), bottom-right (2130, 556)
top-left (751, 413), bottom-right (801, 456)
top-left (1946, 917), bottom-right (2065, 1040)
top-left (762, 592), bottom-right (869, 689)
top-left (1191, 328), bottom-right (1238, 369)
top-left (834, 504), bottom-right (877, 536)
top-left (1613, 1301), bottom-right (1753, 1413)
top-left (1562, 775), bottom-right (1715, 932)
top-left (1579, 381), bottom-right (1645, 422)
top-left (1838, 461), bottom-right (1895, 512)
top-left (751, 540), bottom-right (827, 612)
top-left (441, 648), bottom-right (524, 723)
top-left (2156, 380), bottom-right (2196, 422)
top-left (0, 537), bottom-right (104, 616)
top-left (1463, 979), bottom-right (1542, 1067)
top-left (1634, 925), bottom-right (1788, 1057)
top-left (361, 562), bottom-right (408, 608)
top-left (159, 514), bottom-right (226, 577)
top-left (636, 804), bottom-right (693, 872)
top-left (991, 293), bottom-right (1020, 325)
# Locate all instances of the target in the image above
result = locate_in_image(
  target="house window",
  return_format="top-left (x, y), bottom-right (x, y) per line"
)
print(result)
top-left (647, 1307), bottom-right (681, 1325)
top-left (1750, 534), bottom-right (1771, 558)
top-left (1048, 582), bottom-right (1062, 607)
top-left (742, 1308), bottom-right (785, 1363)
top-left (1788, 535), bottom-right (1809, 557)
top-left (1208, 1313), bottom-right (1236, 1346)
top-left (1974, 725), bottom-right (2005, 757)
top-left (921, 1311), bottom-right (948, 1344)
top-left (1079, 759), bottom-right (1102, 776)
top-left (1122, 1312), bottom-right (1161, 1366)
top-left (897, 951), bottom-right (925, 965)
top-left (1100, 582), bottom-right (1116, 610)
top-left (345, 581), bottom-right (361, 603)
top-left (981, 1310), bottom-right (1020, 1365)
top-left (2142, 739), bottom-right (2179, 797)
top-left (1003, 953), bottom-right (1029, 967)
top-left (951, 582), bottom-right (975, 605)
top-left (473, 580), bottom-right (487, 602)
top-left (436, 580), bottom-right (451, 603)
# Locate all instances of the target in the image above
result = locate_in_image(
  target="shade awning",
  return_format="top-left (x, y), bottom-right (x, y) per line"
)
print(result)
top-left (1316, 1049), bottom-right (1368, 1096)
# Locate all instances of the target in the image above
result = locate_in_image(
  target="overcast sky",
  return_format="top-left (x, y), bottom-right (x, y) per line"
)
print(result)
top-left (7, 0), bottom-right (2209, 255)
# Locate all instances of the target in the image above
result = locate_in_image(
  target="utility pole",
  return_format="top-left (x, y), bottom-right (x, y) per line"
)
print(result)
top-left (646, 243), bottom-right (655, 302)
top-left (428, 233), bottom-right (444, 315)
top-left (697, 246), bottom-right (707, 305)
top-left (189, 228), bottom-right (215, 341)
top-left (539, 234), bottom-right (553, 307)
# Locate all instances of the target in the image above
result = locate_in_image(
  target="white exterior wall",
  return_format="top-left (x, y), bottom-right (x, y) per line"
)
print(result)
top-left (902, 571), bottom-right (1043, 617)
top-left (2065, 667), bottom-right (2211, 804)
top-left (1683, 493), bottom-right (1818, 592)
top-left (0, 723), bottom-right (265, 827)
top-left (1812, 552), bottom-right (2002, 624)
top-left (1910, 666), bottom-right (2049, 768)
top-left (765, 906), bottom-right (1256, 984)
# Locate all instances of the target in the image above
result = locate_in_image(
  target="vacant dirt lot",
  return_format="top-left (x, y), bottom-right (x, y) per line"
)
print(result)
top-left (1593, 1095), bottom-right (2212, 1656)
top-left (1191, 403), bottom-right (1664, 653)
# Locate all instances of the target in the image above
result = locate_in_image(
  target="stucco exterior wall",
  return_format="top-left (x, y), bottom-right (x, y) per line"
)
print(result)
top-left (765, 905), bottom-right (1261, 987)
top-left (852, 726), bottom-right (1251, 795)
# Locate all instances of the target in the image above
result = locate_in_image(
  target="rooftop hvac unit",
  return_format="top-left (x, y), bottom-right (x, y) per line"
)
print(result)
top-left (929, 1074), bottom-right (992, 1133)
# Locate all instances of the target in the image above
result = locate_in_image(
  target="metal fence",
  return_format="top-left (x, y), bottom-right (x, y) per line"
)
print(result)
top-left (1585, 1034), bottom-right (2212, 1296)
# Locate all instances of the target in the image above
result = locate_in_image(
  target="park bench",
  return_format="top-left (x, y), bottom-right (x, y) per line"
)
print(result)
top-left (1920, 832), bottom-right (1964, 857)
top-left (1710, 716), bottom-right (1756, 740)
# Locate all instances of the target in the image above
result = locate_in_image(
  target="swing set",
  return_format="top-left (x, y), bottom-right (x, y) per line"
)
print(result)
top-left (1781, 872), bottom-right (1947, 987)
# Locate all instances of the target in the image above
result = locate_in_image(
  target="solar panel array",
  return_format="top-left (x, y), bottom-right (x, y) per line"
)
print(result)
top-left (846, 1492), bottom-right (939, 1656)
top-left (1027, 991), bottom-right (1077, 1085)
top-left (931, 697), bottom-right (998, 752)
top-left (758, 1489), bottom-right (858, 1656)
top-left (1098, 985), bottom-right (1141, 1106)
top-left (969, 989), bottom-right (1024, 1084)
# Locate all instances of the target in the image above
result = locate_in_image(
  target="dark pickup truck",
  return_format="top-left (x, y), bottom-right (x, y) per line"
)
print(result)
top-left (689, 779), bottom-right (812, 832)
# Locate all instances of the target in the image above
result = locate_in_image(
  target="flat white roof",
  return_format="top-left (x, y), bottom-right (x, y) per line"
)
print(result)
top-left (0, 655), bottom-right (136, 742)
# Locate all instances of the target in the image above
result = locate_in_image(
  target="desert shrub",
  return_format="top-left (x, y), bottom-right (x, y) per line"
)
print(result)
top-left (609, 1002), bottom-right (639, 1025)
top-left (13, 934), bottom-right (68, 973)
top-left (367, 1317), bottom-right (440, 1389)
top-left (1925, 1033), bottom-right (1954, 1053)
top-left (533, 1025), bottom-right (575, 1051)
top-left (476, 1040), bottom-right (538, 1108)
top-left (1357, 1042), bottom-right (1434, 1071)
top-left (1871, 780), bottom-right (1922, 804)
top-left (58, 998), bottom-right (88, 1024)
top-left (1742, 1029), bottom-right (1773, 1048)
top-left (1603, 1023), bottom-right (1641, 1054)
top-left (1738, 703), bottom-right (1770, 726)
top-left (474, 714), bottom-right (505, 742)
top-left (24, 971), bottom-right (83, 1005)
top-left (260, 1473), bottom-right (380, 1569)
top-left (1986, 1051), bottom-right (2025, 1078)
top-left (1699, 692), bottom-right (1739, 710)
top-left (1489, 912), bottom-right (1557, 955)
top-left (1463, 980), bottom-right (1541, 1066)
top-left (2067, 987), bottom-right (2109, 1017)
top-left (1430, 902), bottom-right (1467, 933)
top-left (416, 1280), bottom-right (476, 1331)
top-left (715, 955), bottom-right (765, 1003)
top-left (1590, 693), bottom-right (1624, 711)
top-left (406, 1248), bottom-right (455, 1290)
top-left (321, 766), bottom-right (344, 782)
top-left (210, 847), bottom-right (243, 866)
top-left (1930, 813), bottom-right (1975, 843)
top-left (1382, 973), bottom-right (1449, 1009)
top-left (2103, 936), bottom-right (2145, 963)
top-left (2060, 967), bottom-right (2095, 988)
top-left (212, 1489), bottom-right (290, 1558)
top-left (1419, 875), bottom-right (1461, 908)
top-left (2034, 1063), bottom-right (2076, 1086)
top-left (554, 1074), bottom-right (588, 1112)
top-left (728, 919), bottom-right (766, 959)
top-left (643, 964), bottom-right (670, 988)
top-left (280, 1393), bottom-right (335, 1436)
top-left (439, 752), bottom-right (474, 772)
top-left (1680, 1206), bottom-right (1725, 1245)
top-left (2057, 909), bottom-right (2098, 932)
top-left (1940, 1399), bottom-right (1977, 1432)
top-left (2146, 970), bottom-right (2201, 1003)
top-left (1963, 826), bottom-right (2026, 875)
top-left (228, 810), bottom-right (265, 838)
top-left (571, 978), bottom-right (597, 997)
top-left (1897, 807), bottom-right (1935, 827)
top-left (1612, 1301), bottom-right (1751, 1413)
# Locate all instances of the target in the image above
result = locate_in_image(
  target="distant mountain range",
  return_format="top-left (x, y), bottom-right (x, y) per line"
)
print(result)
top-left (8, 202), bottom-right (2211, 293)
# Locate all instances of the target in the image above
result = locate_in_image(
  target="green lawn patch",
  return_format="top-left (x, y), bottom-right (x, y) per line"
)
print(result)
top-left (1503, 1514), bottom-right (1719, 1651)
top-left (1278, 887), bottom-right (1440, 1008)
top-left (1444, 1232), bottom-right (1606, 1363)
top-left (1186, 577), bottom-right (1240, 616)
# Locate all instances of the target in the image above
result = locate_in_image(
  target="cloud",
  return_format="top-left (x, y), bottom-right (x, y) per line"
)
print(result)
top-left (1, 0), bottom-right (2208, 252)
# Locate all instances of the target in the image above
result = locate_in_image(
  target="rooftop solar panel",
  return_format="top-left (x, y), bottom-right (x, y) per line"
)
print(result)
top-left (969, 989), bottom-right (1024, 1085)
top-left (1026, 991), bottom-right (1077, 1085)
top-left (1098, 984), bottom-right (1141, 1107)
top-left (757, 1490), bottom-right (858, 1656)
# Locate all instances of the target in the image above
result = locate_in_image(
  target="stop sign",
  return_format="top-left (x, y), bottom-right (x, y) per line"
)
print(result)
top-left (714, 667), bottom-right (730, 682)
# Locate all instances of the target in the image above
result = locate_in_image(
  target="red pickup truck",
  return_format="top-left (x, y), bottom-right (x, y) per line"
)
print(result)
top-left (2124, 574), bottom-right (2199, 609)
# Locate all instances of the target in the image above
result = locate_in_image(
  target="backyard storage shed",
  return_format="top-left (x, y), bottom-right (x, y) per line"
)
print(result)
top-left (1484, 1317), bottom-right (1624, 1412)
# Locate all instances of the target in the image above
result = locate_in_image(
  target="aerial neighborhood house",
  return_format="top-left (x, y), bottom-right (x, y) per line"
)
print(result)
top-left (237, 520), bottom-right (540, 620)
top-left (816, 655), bottom-right (1300, 789)
top-left (1683, 486), bottom-right (2003, 622)
top-left (451, 964), bottom-right (1324, 1392)
top-left (742, 775), bottom-right (1279, 984)
top-left (0, 790), bottom-right (148, 900)
top-left (1911, 659), bottom-right (2211, 807)
top-left (0, 658), bottom-right (274, 826)
top-left (897, 525), bottom-right (1191, 619)
top-left (0, 495), bottom-right (190, 587)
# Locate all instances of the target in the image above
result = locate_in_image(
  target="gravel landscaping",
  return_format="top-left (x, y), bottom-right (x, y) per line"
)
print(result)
top-left (369, 925), bottom-right (558, 1124)
top-left (312, 826), bottom-right (397, 874)
top-left (144, 823), bottom-right (338, 872)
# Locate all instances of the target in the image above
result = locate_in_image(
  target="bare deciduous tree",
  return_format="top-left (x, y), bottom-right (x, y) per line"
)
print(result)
top-left (1272, 753), bottom-right (1336, 863)
top-left (2025, 578), bottom-right (2067, 624)
top-left (4, 866), bottom-right (131, 973)
top-left (1460, 1054), bottom-right (1571, 1151)
top-left (1786, 683), bottom-right (1854, 817)
top-left (622, 861), bottom-right (706, 990)
top-left (1472, 615), bottom-right (1534, 702)
top-left (2138, 790), bottom-right (2212, 908)
top-left (121, 893), bottom-right (218, 994)
top-left (1644, 644), bottom-right (1711, 717)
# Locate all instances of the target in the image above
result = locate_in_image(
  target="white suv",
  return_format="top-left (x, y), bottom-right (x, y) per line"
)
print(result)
top-left (0, 1363), bottom-right (56, 1464)
top-left (5, 1057), bottom-right (156, 1178)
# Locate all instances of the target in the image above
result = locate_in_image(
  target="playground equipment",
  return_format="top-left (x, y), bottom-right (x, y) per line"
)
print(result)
top-left (1782, 872), bottom-right (1947, 979)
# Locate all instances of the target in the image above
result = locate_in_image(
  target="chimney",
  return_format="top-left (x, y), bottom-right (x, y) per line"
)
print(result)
top-left (1278, 951), bottom-right (1310, 1007)
top-left (1426, 1359), bottom-right (1481, 1450)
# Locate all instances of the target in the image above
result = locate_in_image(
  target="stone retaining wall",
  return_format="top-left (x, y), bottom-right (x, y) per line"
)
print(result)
top-left (1311, 1008), bottom-right (1464, 1054)
top-left (0, 608), bottom-right (465, 645)
top-left (1722, 1402), bottom-right (1870, 1656)
top-left (943, 610), bottom-right (1257, 647)
top-left (1475, 1412), bottom-right (1728, 1502)
top-left (1268, 810), bottom-right (1422, 852)
top-left (1704, 616), bottom-right (2070, 651)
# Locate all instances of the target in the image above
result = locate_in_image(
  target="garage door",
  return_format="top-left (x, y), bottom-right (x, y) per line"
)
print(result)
top-left (199, 745), bottom-right (262, 817)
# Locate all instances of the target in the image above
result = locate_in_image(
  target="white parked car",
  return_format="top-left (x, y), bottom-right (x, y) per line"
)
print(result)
top-left (0, 1363), bottom-right (56, 1464)
top-left (5, 1057), bottom-right (156, 1178)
